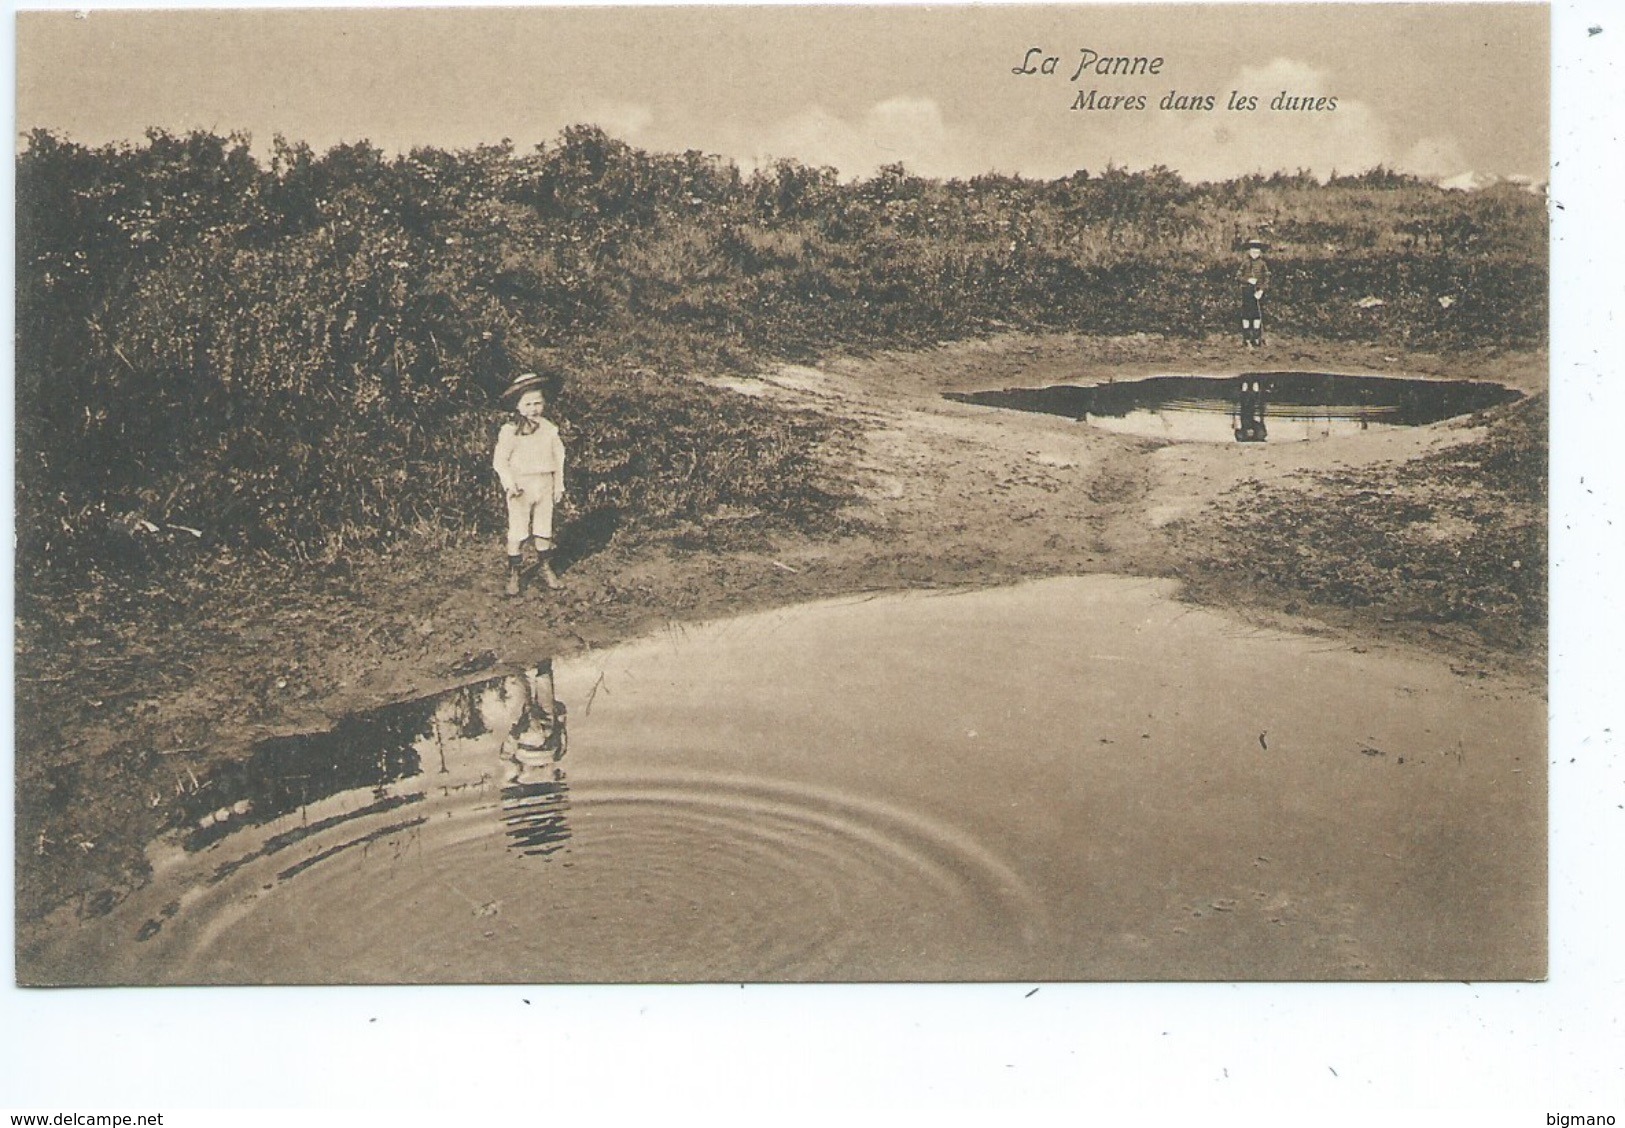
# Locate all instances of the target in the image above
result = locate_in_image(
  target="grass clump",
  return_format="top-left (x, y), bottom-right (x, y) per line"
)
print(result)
top-left (1172, 393), bottom-right (1547, 668)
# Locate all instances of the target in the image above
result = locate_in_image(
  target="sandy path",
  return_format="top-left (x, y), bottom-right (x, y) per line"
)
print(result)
top-left (716, 336), bottom-right (1511, 589)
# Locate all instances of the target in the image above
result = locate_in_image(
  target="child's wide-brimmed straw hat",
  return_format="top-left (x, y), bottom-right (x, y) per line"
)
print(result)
top-left (1245, 238), bottom-right (1269, 249)
top-left (500, 372), bottom-right (549, 405)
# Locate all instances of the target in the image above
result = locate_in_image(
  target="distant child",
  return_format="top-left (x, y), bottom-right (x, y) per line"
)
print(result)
top-left (1237, 238), bottom-right (1270, 347)
top-left (493, 372), bottom-right (567, 596)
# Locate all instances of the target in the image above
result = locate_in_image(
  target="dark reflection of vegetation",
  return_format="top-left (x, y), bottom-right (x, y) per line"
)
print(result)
top-left (178, 699), bottom-right (439, 851)
top-left (124, 664), bottom-right (573, 947)
top-left (449, 682), bottom-right (491, 739)
top-left (172, 665), bottom-right (575, 856)
top-left (949, 373), bottom-right (1521, 427)
top-left (176, 669), bottom-right (526, 850)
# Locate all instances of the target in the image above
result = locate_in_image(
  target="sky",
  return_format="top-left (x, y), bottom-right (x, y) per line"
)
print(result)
top-left (14, 3), bottom-right (1550, 184)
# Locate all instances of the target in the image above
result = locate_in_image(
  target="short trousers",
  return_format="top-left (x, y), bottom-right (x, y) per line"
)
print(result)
top-left (506, 473), bottom-right (557, 547)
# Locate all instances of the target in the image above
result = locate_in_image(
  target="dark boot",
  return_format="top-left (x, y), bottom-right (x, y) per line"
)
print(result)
top-left (505, 554), bottom-right (522, 597)
top-left (537, 551), bottom-right (564, 591)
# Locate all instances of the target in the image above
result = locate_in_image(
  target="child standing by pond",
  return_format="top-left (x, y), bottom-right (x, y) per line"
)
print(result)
top-left (493, 372), bottom-right (567, 596)
top-left (1238, 238), bottom-right (1270, 347)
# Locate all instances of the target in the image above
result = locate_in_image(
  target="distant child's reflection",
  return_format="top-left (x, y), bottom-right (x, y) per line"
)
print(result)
top-left (1235, 378), bottom-right (1268, 443)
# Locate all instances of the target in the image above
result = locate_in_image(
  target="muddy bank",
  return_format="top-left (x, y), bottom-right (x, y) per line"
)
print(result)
top-left (13, 332), bottom-right (1548, 940)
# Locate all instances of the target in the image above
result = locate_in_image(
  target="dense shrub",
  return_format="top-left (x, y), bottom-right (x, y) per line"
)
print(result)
top-left (15, 127), bottom-right (1546, 576)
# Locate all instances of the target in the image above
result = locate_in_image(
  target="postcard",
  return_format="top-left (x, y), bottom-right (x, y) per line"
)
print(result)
top-left (11, 0), bottom-right (1554, 994)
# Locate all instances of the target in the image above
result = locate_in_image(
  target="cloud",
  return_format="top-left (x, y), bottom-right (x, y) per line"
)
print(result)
top-left (1127, 58), bottom-right (1471, 183)
top-left (1396, 135), bottom-right (1471, 180)
top-left (585, 62), bottom-right (1477, 186)
top-left (581, 101), bottom-right (655, 143)
top-left (1155, 59), bottom-right (1379, 181)
top-left (744, 96), bottom-right (975, 180)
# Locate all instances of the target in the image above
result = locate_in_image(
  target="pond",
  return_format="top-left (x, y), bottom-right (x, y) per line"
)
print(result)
top-left (21, 577), bottom-right (1543, 984)
top-left (946, 372), bottom-right (1521, 443)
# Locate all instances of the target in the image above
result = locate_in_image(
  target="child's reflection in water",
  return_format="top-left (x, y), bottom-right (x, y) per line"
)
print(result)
top-left (502, 661), bottom-right (571, 856)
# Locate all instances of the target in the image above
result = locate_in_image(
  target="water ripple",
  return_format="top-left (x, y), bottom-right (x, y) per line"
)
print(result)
top-left (108, 766), bottom-right (1049, 982)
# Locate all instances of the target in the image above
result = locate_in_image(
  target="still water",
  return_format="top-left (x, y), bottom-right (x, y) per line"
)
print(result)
top-left (948, 372), bottom-right (1521, 443)
top-left (29, 577), bottom-right (1543, 984)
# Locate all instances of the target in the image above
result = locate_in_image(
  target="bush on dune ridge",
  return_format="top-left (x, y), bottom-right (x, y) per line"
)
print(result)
top-left (15, 126), bottom-right (1547, 577)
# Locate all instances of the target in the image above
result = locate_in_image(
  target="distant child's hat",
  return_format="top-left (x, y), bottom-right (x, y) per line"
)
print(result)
top-left (500, 372), bottom-right (549, 405)
top-left (1245, 238), bottom-right (1268, 249)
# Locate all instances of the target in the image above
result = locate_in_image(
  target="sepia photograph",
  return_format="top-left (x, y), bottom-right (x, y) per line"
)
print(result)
top-left (11, 1), bottom-right (1555, 994)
